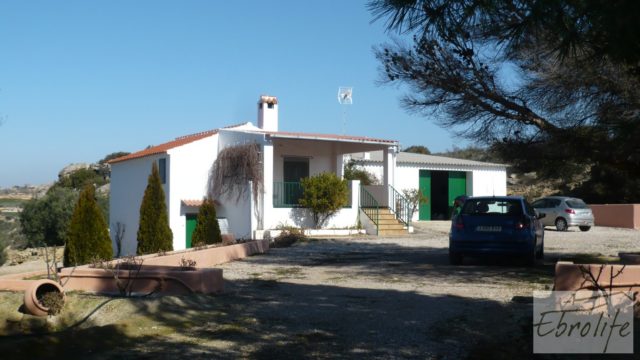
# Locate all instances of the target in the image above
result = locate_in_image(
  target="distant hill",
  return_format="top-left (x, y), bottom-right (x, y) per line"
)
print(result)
top-left (0, 185), bottom-right (50, 200)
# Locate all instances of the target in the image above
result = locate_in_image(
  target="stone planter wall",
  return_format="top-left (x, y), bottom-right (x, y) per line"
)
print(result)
top-left (134, 239), bottom-right (269, 268)
top-left (0, 239), bottom-right (269, 295)
top-left (555, 261), bottom-right (640, 311)
top-left (59, 266), bottom-right (223, 295)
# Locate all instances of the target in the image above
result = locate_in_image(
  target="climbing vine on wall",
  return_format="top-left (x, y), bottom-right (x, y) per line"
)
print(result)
top-left (208, 143), bottom-right (263, 208)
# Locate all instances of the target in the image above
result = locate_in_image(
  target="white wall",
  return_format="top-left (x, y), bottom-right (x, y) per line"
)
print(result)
top-left (273, 140), bottom-right (338, 182)
top-left (360, 162), bottom-right (506, 195)
top-left (167, 135), bottom-right (219, 250)
top-left (216, 129), bottom-right (269, 238)
top-left (470, 169), bottom-right (507, 196)
top-left (109, 154), bottom-right (168, 256)
top-left (215, 190), bottom-right (254, 240)
top-left (264, 180), bottom-right (360, 230)
top-left (359, 162), bottom-right (507, 221)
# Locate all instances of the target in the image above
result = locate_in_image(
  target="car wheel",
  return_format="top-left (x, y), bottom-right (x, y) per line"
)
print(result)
top-left (527, 246), bottom-right (537, 266)
top-left (555, 218), bottom-right (568, 231)
top-left (579, 226), bottom-right (591, 232)
top-left (449, 251), bottom-right (462, 265)
top-left (536, 242), bottom-right (544, 259)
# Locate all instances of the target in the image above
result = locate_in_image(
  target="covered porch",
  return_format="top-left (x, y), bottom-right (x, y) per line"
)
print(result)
top-left (260, 132), bottom-right (400, 232)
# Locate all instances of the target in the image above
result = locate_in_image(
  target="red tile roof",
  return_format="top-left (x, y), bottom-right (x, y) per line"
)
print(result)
top-left (109, 122), bottom-right (257, 164)
top-left (181, 199), bottom-right (220, 207)
top-left (108, 130), bottom-right (219, 164)
top-left (109, 124), bottom-right (397, 165)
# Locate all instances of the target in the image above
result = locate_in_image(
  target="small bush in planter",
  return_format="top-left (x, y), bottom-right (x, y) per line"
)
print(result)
top-left (272, 226), bottom-right (306, 248)
top-left (40, 291), bottom-right (64, 316)
top-left (179, 257), bottom-right (197, 270)
top-left (191, 198), bottom-right (222, 247)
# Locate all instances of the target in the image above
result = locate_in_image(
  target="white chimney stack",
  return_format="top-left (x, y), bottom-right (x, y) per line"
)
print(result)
top-left (258, 95), bottom-right (278, 131)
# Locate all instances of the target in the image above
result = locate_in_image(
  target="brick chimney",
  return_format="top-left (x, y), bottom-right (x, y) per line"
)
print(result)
top-left (258, 95), bottom-right (278, 131)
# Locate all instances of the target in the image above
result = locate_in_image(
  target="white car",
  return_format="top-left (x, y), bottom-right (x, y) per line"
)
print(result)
top-left (531, 196), bottom-right (595, 231)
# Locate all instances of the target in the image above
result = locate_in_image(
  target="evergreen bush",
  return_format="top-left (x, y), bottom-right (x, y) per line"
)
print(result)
top-left (299, 173), bottom-right (348, 228)
top-left (136, 162), bottom-right (173, 255)
top-left (191, 198), bottom-right (222, 247)
top-left (63, 185), bottom-right (112, 266)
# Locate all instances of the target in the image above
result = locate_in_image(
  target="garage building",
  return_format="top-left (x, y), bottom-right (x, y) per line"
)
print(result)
top-left (350, 151), bottom-right (507, 221)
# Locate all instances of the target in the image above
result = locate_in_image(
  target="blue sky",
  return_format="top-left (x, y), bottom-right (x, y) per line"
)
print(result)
top-left (0, 0), bottom-right (462, 187)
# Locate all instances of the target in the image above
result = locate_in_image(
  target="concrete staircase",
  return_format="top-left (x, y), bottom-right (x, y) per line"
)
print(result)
top-left (375, 208), bottom-right (409, 236)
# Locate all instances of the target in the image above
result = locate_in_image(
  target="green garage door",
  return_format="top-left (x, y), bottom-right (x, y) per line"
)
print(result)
top-left (447, 172), bottom-right (467, 216)
top-left (419, 170), bottom-right (431, 220)
top-left (185, 214), bottom-right (197, 249)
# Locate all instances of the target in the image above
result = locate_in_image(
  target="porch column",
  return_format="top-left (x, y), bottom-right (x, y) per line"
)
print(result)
top-left (262, 141), bottom-right (274, 230)
top-left (382, 146), bottom-right (396, 187)
top-left (336, 154), bottom-right (345, 179)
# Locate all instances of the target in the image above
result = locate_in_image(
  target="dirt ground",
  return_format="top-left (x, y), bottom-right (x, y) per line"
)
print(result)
top-left (0, 222), bottom-right (639, 359)
top-left (0, 247), bottom-right (64, 275)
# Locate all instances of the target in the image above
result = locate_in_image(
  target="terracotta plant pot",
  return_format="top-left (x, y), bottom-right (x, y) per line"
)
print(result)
top-left (23, 279), bottom-right (65, 317)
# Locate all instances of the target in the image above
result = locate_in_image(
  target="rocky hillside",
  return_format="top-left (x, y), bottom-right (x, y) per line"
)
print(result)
top-left (0, 158), bottom-right (116, 257)
top-left (507, 172), bottom-right (564, 200)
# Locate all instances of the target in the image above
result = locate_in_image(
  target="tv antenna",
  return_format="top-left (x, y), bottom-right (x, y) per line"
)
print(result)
top-left (337, 86), bottom-right (353, 134)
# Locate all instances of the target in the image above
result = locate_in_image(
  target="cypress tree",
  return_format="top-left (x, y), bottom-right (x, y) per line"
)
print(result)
top-left (191, 198), bottom-right (222, 247)
top-left (137, 162), bottom-right (173, 255)
top-left (64, 185), bottom-right (113, 266)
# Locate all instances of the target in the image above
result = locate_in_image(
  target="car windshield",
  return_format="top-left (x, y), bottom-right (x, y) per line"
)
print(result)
top-left (461, 199), bottom-right (522, 216)
top-left (566, 199), bottom-right (589, 209)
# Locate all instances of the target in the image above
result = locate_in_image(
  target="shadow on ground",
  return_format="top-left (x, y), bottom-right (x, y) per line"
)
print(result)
top-left (0, 237), bottom-right (633, 359)
top-left (2, 280), bottom-right (638, 359)
top-left (0, 282), bottom-right (534, 359)
top-left (247, 239), bottom-right (557, 287)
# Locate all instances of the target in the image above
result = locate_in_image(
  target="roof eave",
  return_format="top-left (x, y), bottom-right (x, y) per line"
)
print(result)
top-left (265, 133), bottom-right (397, 146)
top-left (108, 151), bottom-right (167, 165)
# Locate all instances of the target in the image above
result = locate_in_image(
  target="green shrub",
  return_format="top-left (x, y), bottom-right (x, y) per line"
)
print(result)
top-left (299, 173), bottom-right (348, 228)
top-left (402, 188), bottom-right (429, 220)
top-left (136, 162), bottom-right (173, 255)
top-left (191, 198), bottom-right (222, 247)
top-left (64, 185), bottom-right (113, 266)
top-left (272, 225), bottom-right (306, 248)
top-left (52, 168), bottom-right (108, 191)
top-left (343, 160), bottom-right (378, 185)
top-left (99, 151), bottom-right (131, 164)
top-left (403, 145), bottom-right (431, 154)
top-left (20, 187), bottom-right (77, 247)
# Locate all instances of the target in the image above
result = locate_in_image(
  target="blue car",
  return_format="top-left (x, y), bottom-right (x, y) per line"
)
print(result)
top-left (449, 196), bottom-right (545, 265)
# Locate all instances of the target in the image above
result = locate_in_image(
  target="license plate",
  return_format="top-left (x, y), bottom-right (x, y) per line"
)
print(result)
top-left (476, 226), bottom-right (501, 232)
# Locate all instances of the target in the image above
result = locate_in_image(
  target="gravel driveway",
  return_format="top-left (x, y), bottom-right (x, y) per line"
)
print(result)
top-left (1, 222), bottom-right (638, 359)
top-left (211, 222), bottom-right (639, 358)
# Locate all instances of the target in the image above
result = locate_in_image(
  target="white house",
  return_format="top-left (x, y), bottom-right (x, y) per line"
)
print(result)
top-left (350, 151), bottom-right (507, 221)
top-left (108, 95), bottom-right (507, 255)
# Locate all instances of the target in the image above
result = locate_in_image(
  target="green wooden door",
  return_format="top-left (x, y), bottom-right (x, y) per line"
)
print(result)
top-left (447, 172), bottom-right (467, 217)
top-left (185, 214), bottom-right (197, 249)
top-left (419, 170), bottom-right (431, 220)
